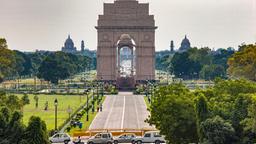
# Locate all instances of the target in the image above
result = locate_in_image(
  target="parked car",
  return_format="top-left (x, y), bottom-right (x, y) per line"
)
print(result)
top-left (133, 131), bottom-right (165, 144)
top-left (87, 132), bottom-right (113, 144)
top-left (49, 133), bottom-right (71, 144)
top-left (113, 133), bottom-right (136, 144)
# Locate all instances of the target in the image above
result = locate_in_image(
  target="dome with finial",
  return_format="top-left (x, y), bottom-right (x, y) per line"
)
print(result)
top-left (179, 35), bottom-right (191, 52)
top-left (64, 35), bottom-right (74, 47)
top-left (61, 35), bottom-right (77, 53)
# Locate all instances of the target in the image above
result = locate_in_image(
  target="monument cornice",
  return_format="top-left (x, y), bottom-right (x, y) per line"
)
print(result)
top-left (95, 26), bottom-right (158, 30)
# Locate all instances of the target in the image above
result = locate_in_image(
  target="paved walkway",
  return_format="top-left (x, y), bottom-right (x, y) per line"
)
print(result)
top-left (89, 92), bottom-right (153, 130)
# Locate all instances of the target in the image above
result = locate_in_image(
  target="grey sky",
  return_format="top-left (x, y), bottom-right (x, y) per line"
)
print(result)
top-left (0, 0), bottom-right (255, 52)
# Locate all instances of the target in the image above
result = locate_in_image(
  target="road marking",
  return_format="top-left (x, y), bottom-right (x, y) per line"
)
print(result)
top-left (121, 95), bottom-right (126, 129)
top-left (133, 95), bottom-right (140, 129)
top-left (104, 95), bottom-right (117, 129)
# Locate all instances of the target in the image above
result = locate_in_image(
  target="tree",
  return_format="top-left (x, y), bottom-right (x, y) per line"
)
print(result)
top-left (6, 95), bottom-right (22, 112)
top-left (213, 48), bottom-right (234, 70)
top-left (171, 48), bottom-right (212, 79)
top-left (194, 93), bottom-right (209, 142)
top-left (21, 94), bottom-right (30, 112)
top-left (0, 73), bottom-right (3, 83)
top-left (37, 52), bottom-right (90, 84)
top-left (199, 65), bottom-right (225, 80)
top-left (0, 107), bottom-right (25, 144)
top-left (34, 94), bottom-right (39, 108)
top-left (147, 84), bottom-right (198, 144)
top-left (0, 38), bottom-right (16, 79)
top-left (231, 94), bottom-right (251, 140)
top-left (23, 116), bottom-right (50, 144)
top-left (241, 95), bottom-right (256, 135)
top-left (21, 94), bottom-right (30, 107)
top-left (13, 50), bottom-right (33, 76)
top-left (228, 44), bottom-right (256, 81)
top-left (201, 116), bottom-right (236, 144)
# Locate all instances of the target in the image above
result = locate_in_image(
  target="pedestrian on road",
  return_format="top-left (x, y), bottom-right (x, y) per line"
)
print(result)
top-left (73, 136), bottom-right (82, 144)
top-left (77, 136), bottom-right (81, 143)
top-left (100, 104), bottom-right (103, 112)
top-left (97, 106), bottom-right (99, 112)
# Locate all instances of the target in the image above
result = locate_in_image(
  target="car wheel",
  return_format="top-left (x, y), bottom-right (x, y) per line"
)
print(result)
top-left (137, 140), bottom-right (142, 144)
top-left (107, 142), bottom-right (112, 144)
top-left (155, 140), bottom-right (161, 144)
top-left (131, 140), bottom-right (135, 144)
top-left (64, 140), bottom-right (69, 144)
top-left (114, 140), bottom-right (118, 144)
top-left (88, 142), bottom-right (94, 144)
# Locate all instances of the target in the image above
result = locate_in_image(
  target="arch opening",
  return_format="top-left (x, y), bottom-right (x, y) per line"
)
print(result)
top-left (116, 34), bottom-right (136, 90)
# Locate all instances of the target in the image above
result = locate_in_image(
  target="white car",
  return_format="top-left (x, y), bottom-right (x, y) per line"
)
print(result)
top-left (49, 133), bottom-right (71, 144)
top-left (133, 131), bottom-right (165, 144)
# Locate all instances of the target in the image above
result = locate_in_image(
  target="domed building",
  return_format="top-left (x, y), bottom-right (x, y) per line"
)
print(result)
top-left (179, 35), bottom-right (191, 52)
top-left (61, 35), bottom-right (77, 53)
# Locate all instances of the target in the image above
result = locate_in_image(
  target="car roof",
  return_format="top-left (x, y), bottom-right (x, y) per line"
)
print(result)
top-left (145, 131), bottom-right (160, 134)
top-left (96, 132), bottom-right (111, 135)
top-left (118, 133), bottom-right (136, 136)
top-left (55, 133), bottom-right (68, 134)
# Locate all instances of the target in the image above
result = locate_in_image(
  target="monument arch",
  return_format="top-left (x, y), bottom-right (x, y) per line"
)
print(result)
top-left (96, 0), bottom-right (157, 89)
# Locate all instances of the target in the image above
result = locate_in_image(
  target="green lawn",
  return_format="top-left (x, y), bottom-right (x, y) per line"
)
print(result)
top-left (16, 94), bottom-right (89, 131)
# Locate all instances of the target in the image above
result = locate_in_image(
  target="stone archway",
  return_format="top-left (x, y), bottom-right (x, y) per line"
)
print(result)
top-left (96, 0), bottom-right (157, 88)
top-left (116, 34), bottom-right (136, 89)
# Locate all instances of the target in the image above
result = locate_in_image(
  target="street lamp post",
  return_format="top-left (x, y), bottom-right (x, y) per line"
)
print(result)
top-left (92, 84), bottom-right (95, 113)
top-left (54, 98), bottom-right (58, 132)
top-left (101, 77), bottom-right (104, 98)
top-left (96, 82), bottom-right (99, 99)
top-left (86, 89), bottom-right (89, 121)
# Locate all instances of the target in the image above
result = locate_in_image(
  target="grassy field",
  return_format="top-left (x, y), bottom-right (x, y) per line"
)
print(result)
top-left (16, 94), bottom-right (89, 130)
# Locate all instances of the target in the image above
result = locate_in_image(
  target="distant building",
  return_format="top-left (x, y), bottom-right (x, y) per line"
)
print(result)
top-left (61, 35), bottom-right (77, 53)
top-left (170, 40), bottom-right (174, 52)
top-left (179, 35), bottom-right (191, 52)
top-left (81, 40), bottom-right (85, 52)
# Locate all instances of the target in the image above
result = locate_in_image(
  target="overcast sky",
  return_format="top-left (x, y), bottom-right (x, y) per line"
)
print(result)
top-left (0, 0), bottom-right (255, 52)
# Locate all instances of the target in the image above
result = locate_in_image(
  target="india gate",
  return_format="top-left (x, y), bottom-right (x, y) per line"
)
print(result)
top-left (96, 0), bottom-right (157, 89)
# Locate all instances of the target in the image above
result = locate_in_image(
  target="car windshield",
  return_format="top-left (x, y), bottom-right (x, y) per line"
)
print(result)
top-left (154, 132), bottom-right (161, 137)
top-left (144, 133), bottom-right (151, 137)
top-left (129, 134), bottom-right (135, 138)
top-left (102, 134), bottom-right (108, 138)
top-left (95, 134), bottom-right (101, 138)
top-left (53, 134), bottom-right (59, 138)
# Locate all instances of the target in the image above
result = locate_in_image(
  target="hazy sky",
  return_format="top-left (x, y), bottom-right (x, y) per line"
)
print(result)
top-left (0, 0), bottom-right (255, 52)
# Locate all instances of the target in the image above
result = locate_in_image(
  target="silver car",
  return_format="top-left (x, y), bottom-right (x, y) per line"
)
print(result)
top-left (87, 133), bottom-right (113, 144)
top-left (49, 133), bottom-right (71, 144)
top-left (113, 133), bottom-right (136, 144)
top-left (133, 131), bottom-right (165, 144)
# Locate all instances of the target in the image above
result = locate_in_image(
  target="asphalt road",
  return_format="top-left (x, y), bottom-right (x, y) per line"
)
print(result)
top-left (89, 92), bottom-right (153, 130)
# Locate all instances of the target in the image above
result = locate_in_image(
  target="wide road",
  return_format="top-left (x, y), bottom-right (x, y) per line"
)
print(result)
top-left (89, 92), bottom-right (154, 130)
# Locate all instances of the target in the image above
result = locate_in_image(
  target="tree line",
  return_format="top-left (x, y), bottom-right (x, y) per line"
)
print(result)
top-left (156, 47), bottom-right (235, 80)
top-left (148, 79), bottom-right (256, 144)
top-left (0, 91), bottom-right (50, 144)
top-left (156, 43), bottom-right (256, 81)
top-left (0, 38), bottom-right (92, 84)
